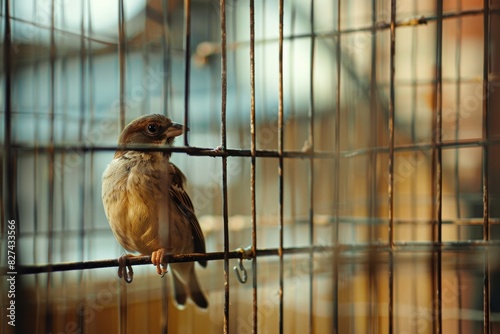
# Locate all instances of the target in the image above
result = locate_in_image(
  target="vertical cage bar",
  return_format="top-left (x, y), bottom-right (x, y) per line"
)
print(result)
top-left (3, 0), bottom-right (12, 221)
top-left (454, 1), bottom-right (463, 222)
top-left (183, 0), bottom-right (191, 146)
top-left (58, 2), bottom-right (69, 331)
top-left (249, 0), bottom-right (257, 332)
top-left (410, 3), bottom-right (420, 334)
top-left (118, 0), bottom-right (126, 131)
top-left (2, 3), bottom-right (13, 334)
top-left (410, 0), bottom-right (418, 153)
top-left (119, 280), bottom-right (128, 334)
top-left (219, 1), bottom-right (229, 333)
top-left (433, 1), bottom-right (444, 333)
top-left (142, 1), bottom-right (150, 118)
top-left (388, 1), bottom-right (396, 333)
top-left (308, 0), bottom-right (315, 332)
top-left (86, 0), bottom-right (97, 330)
top-left (482, 1), bottom-right (491, 332)
top-left (278, 0), bottom-right (285, 333)
top-left (78, 0), bottom-right (86, 282)
top-left (117, 2), bottom-right (128, 333)
top-left (454, 1), bottom-right (464, 332)
top-left (368, 0), bottom-right (378, 331)
top-left (161, 278), bottom-right (169, 334)
top-left (32, 1), bottom-right (41, 330)
top-left (45, 0), bottom-right (57, 332)
top-left (333, 0), bottom-right (341, 332)
top-left (32, 0), bottom-right (43, 333)
top-left (162, 0), bottom-right (172, 117)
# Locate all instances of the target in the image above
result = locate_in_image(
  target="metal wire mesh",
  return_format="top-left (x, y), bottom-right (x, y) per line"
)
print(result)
top-left (2, 0), bottom-right (500, 333)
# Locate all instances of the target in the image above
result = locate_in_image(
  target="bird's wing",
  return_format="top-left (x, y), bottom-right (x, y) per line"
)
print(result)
top-left (169, 163), bottom-right (207, 267)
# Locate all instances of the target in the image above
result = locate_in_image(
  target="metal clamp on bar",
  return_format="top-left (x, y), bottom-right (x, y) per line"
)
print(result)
top-left (233, 246), bottom-right (253, 284)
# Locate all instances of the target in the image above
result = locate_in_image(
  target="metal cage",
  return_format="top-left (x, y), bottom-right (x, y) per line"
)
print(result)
top-left (2, 0), bottom-right (500, 333)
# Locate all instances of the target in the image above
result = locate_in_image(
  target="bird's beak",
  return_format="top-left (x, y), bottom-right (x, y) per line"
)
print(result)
top-left (165, 122), bottom-right (187, 138)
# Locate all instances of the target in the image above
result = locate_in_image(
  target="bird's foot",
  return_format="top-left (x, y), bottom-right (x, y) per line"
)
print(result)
top-left (152, 248), bottom-right (169, 277)
top-left (118, 253), bottom-right (134, 283)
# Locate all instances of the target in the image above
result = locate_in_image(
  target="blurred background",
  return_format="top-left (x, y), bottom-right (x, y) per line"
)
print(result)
top-left (1, 0), bottom-right (500, 333)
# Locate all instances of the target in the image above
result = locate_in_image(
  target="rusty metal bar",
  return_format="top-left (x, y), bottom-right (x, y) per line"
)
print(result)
top-left (18, 251), bottom-right (248, 274)
top-left (0, 14), bottom-right (117, 46)
top-left (333, 0), bottom-right (342, 332)
top-left (13, 137), bottom-right (500, 159)
top-left (183, 0), bottom-right (191, 146)
top-left (307, 1), bottom-right (316, 332)
top-left (482, 1), bottom-right (491, 332)
top-left (388, 1), bottom-right (396, 333)
top-left (86, 1), bottom-right (97, 331)
top-left (368, 0), bottom-right (377, 331)
top-left (31, 2), bottom-right (43, 332)
top-left (3, 0), bottom-right (13, 227)
top-left (45, 1), bottom-right (57, 332)
top-left (454, 1), bottom-right (463, 223)
top-left (2, 8), bottom-right (496, 52)
top-left (249, 0), bottom-right (258, 332)
top-left (118, 0), bottom-right (126, 131)
top-left (78, 0), bottom-right (87, 284)
top-left (119, 274), bottom-right (128, 334)
top-left (410, 2), bottom-right (420, 334)
top-left (454, 1), bottom-right (464, 332)
top-left (161, 276), bottom-right (169, 334)
top-left (15, 240), bottom-right (500, 276)
top-left (151, 9), bottom-right (495, 57)
top-left (433, 1), bottom-right (444, 333)
top-left (278, 0), bottom-right (285, 332)
top-left (117, 2), bottom-right (128, 333)
top-left (162, 0), bottom-right (172, 118)
top-left (219, 0), bottom-right (229, 332)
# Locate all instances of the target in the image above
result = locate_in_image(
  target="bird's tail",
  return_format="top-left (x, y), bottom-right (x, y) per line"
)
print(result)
top-left (188, 266), bottom-right (208, 309)
top-left (171, 263), bottom-right (208, 309)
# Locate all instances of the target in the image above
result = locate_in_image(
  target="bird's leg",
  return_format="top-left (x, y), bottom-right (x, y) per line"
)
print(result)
top-left (117, 253), bottom-right (134, 283)
top-left (151, 248), bottom-right (169, 277)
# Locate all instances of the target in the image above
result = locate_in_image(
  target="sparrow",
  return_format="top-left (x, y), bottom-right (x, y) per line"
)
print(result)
top-left (101, 114), bottom-right (208, 308)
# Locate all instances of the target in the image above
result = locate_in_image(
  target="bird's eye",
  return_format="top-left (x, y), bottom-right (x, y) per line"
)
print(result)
top-left (147, 123), bottom-right (159, 134)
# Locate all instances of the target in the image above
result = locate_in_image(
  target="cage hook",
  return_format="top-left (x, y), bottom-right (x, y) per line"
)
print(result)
top-left (233, 247), bottom-right (252, 284)
top-left (234, 257), bottom-right (247, 284)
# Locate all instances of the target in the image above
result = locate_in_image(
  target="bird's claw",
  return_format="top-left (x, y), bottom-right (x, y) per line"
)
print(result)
top-left (160, 265), bottom-right (168, 278)
top-left (152, 248), bottom-right (169, 277)
top-left (118, 254), bottom-right (134, 283)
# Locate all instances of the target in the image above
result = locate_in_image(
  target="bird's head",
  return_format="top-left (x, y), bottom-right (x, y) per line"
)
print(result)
top-left (116, 114), bottom-right (186, 157)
